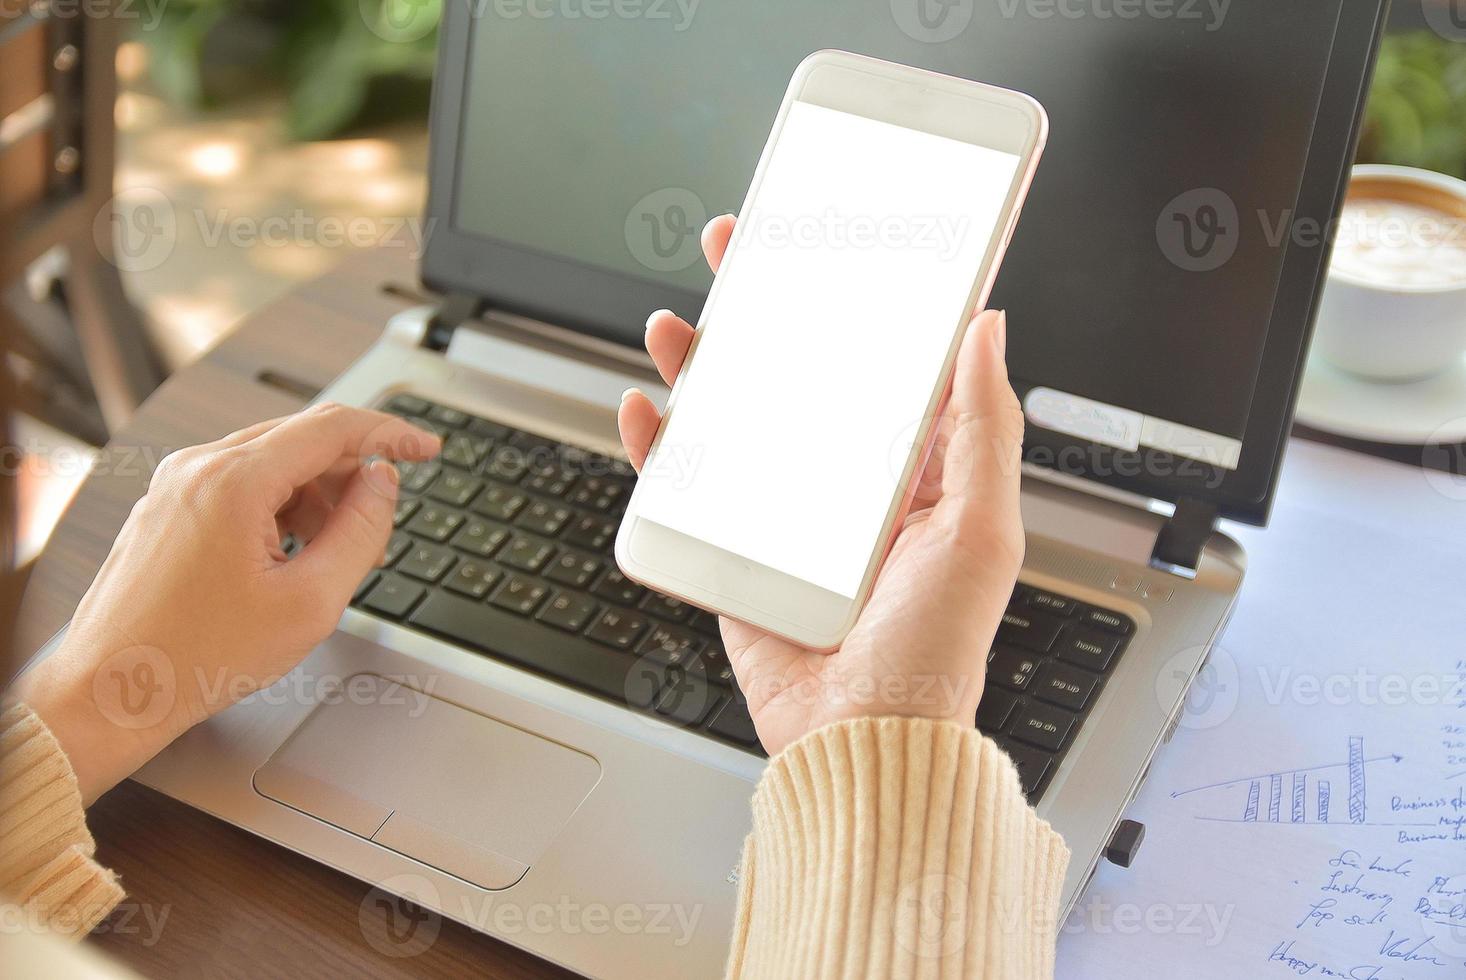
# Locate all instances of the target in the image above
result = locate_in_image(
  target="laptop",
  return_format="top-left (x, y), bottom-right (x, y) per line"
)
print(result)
top-left (110, 2), bottom-right (1387, 976)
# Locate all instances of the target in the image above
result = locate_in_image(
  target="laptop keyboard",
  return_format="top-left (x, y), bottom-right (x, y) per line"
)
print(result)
top-left (352, 394), bottom-right (1134, 802)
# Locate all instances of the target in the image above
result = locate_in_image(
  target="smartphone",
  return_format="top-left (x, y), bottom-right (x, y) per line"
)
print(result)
top-left (615, 50), bottom-right (1047, 650)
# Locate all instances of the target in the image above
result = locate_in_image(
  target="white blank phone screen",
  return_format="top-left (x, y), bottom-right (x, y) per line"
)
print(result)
top-left (635, 100), bottom-right (1021, 598)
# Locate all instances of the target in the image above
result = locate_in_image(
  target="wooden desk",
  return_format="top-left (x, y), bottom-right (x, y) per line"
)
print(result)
top-left (18, 243), bottom-right (1464, 976)
top-left (17, 243), bottom-right (573, 978)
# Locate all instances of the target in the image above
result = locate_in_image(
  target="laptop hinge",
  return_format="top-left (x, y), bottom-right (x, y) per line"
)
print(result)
top-left (423, 292), bottom-right (484, 352)
top-left (1148, 496), bottom-right (1220, 580)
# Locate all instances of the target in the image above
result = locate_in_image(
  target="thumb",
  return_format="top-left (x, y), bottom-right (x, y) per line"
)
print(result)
top-left (933, 310), bottom-right (1025, 547)
top-left (288, 460), bottom-right (399, 606)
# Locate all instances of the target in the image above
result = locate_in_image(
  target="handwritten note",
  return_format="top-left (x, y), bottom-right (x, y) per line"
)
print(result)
top-left (1056, 442), bottom-right (1466, 979)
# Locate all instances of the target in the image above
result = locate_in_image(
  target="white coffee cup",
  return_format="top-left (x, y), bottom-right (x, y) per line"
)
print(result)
top-left (1313, 165), bottom-right (1466, 382)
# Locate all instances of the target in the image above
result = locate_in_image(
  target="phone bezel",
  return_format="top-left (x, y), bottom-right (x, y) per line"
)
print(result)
top-left (615, 50), bottom-right (1048, 650)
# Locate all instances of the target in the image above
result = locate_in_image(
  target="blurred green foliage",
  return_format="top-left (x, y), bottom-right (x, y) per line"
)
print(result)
top-left (1358, 32), bottom-right (1466, 179)
top-left (140, 0), bottom-right (442, 141)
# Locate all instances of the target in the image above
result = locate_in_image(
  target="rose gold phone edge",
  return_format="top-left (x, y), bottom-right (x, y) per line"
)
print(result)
top-left (615, 49), bottom-right (1049, 651)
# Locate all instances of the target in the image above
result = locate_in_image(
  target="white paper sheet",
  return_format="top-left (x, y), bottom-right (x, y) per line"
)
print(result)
top-left (1056, 440), bottom-right (1466, 979)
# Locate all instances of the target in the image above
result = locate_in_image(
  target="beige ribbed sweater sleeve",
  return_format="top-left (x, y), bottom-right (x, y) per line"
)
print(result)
top-left (0, 701), bottom-right (124, 938)
top-left (726, 717), bottom-right (1070, 980)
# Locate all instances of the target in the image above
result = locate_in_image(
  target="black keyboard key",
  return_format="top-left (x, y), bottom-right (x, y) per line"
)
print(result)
top-left (489, 574), bottom-right (550, 616)
top-left (545, 551), bottom-right (602, 589)
top-left (1057, 630), bottom-right (1121, 672)
top-left (976, 688), bottom-right (1018, 732)
top-left (516, 500), bottom-right (573, 536)
top-left (1025, 590), bottom-right (1078, 617)
top-left (997, 610), bottom-right (1065, 653)
top-left (565, 514), bottom-right (617, 551)
top-left (537, 590), bottom-right (599, 633)
top-left (592, 569), bottom-right (645, 606)
top-left (499, 533), bottom-right (556, 573)
top-left (654, 664), bottom-right (717, 726)
top-left (427, 404), bottom-right (470, 429)
top-left (708, 700), bottom-right (760, 747)
top-left (392, 498), bottom-right (419, 527)
top-left (427, 471), bottom-right (483, 508)
top-left (1032, 663), bottom-right (1099, 712)
top-left (384, 394), bottom-right (430, 417)
top-left (381, 531), bottom-right (413, 567)
top-left (624, 659), bottom-right (671, 709)
top-left (485, 446), bottom-right (530, 482)
top-left (467, 417), bottom-right (512, 441)
top-left (444, 561), bottom-right (502, 599)
top-left (523, 462), bottom-right (577, 497)
top-left (441, 432), bottom-right (491, 471)
top-left (687, 609), bottom-right (721, 637)
top-left (397, 542), bottom-right (456, 583)
top-left (989, 647), bottom-right (1041, 692)
top-left (568, 477), bottom-right (626, 512)
top-left (637, 624), bottom-right (705, 667)
top-left (353, 572), bottom-right (380, 604)
top-left (1010, 702), bottom-right (1076, 752)
top-left (1083, 607), bottom-right (1133, 635)
top-left (362, 574), bottom-right (425, 618)
top-left (586, 608), bottom-right (649, 650)
top-left (451, 518), bottom-right (510, 558)
top-left (700, 640), bottom-right (736, 687)
top-left (397, 460), bottom-right (440, 496)
top-left (410, 592), bottom-right (641, 703)
top-left (998, 739), bottom-right (1053, 798)
top-left (472, 483), bottom-right (528, 521)
top-left (639, 593), bottom-right (691, 623)
top-left (405, 505), bottom-right (465, 543)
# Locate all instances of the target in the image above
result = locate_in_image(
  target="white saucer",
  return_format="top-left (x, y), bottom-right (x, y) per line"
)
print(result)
top-left (1295, 349), bottom-right (1466, 445)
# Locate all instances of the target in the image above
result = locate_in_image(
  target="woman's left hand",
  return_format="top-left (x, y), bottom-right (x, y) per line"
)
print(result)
top-left (14, 403), bottom-right (441, 803)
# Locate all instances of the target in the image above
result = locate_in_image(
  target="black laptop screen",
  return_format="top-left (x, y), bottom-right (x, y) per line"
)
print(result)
top-left (448, 0), bottom-right (1356, 505)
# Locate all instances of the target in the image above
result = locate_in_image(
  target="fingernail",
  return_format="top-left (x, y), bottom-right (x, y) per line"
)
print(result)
top-left (995, 310), bottom-right (1008, 357)
top-left (646, 310), bottom-right (672, 332)
top-left (621, 386), bottom-right (643, 403)
top-left (364, 458), bottom-right (399, 498)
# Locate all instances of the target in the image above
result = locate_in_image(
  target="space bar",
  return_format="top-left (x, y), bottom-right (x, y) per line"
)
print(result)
top-left (408, 592), bottom-right (636, 702)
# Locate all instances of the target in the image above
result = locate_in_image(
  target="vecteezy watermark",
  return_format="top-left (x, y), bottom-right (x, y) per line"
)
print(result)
top-left (94, 188), bottom-right (436, 274)
top-left (1063, 894), bottom-right (1235, 946)
top-left (892, 0), bottom-right (1229, 43)
top-left (890, 0), bottom-right (975, 44)
top-left (360, 0), bottom-right (443, 43)
top-left (734, 208), bottom-right (974, 261)
top-left (1422, 421), bottom-right (1466, 502)
top-left (1157, 184), bottom-right (1466, 273)
top-left (92, 645), bottom-right (177, 731)
top-left (359, 874), bottom-right (444, 958)
top-left (357, 874), bottom-right (705, 957)
top-left (625, 188), bottom-right (709, 273)
top-left (0, 900), bottom-right (172, 945)
top-left (1422, 0), bottom-right (1466, 43)
top-left (1156, 644), bottom-right (1240, 732)
top-left (42, 0), bottom-right (169, 31)
top-left (996, 0), bottom-right (1230, 30)
top-left (1156, 188), bottom-right (1241, 273)
top-left (367, 0), bottom-right (703, 41)
top-left (1417, 873), bottom-right (1466, 958)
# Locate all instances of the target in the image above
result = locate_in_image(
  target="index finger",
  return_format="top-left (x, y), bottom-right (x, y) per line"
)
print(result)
top-left (243, 403), bottom-right (441, 502)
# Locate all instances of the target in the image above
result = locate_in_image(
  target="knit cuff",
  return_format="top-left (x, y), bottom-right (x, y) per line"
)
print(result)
top-left (728, 716), bottom-right (1069, 979)
top-left (0, 700), bottom-right (124, 938)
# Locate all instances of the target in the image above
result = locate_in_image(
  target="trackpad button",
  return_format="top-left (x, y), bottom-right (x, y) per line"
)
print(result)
top-left (254, 675), bottom-right (600, 890)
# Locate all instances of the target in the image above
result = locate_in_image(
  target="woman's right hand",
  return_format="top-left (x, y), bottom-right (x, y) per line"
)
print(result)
top-left (617, 215), bottom-right (1027, 756)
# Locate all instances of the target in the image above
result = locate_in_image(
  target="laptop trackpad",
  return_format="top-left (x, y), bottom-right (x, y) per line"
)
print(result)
top-left (254, 675), bottom-right (600, 890)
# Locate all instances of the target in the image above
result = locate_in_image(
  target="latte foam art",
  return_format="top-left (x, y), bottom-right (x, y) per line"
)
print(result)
top-left (1330, 197), bottom-right (1466, 288)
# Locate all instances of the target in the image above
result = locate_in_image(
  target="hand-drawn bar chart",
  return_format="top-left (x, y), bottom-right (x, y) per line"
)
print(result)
top-left (1171, 737), bottom-right (1407, 826)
